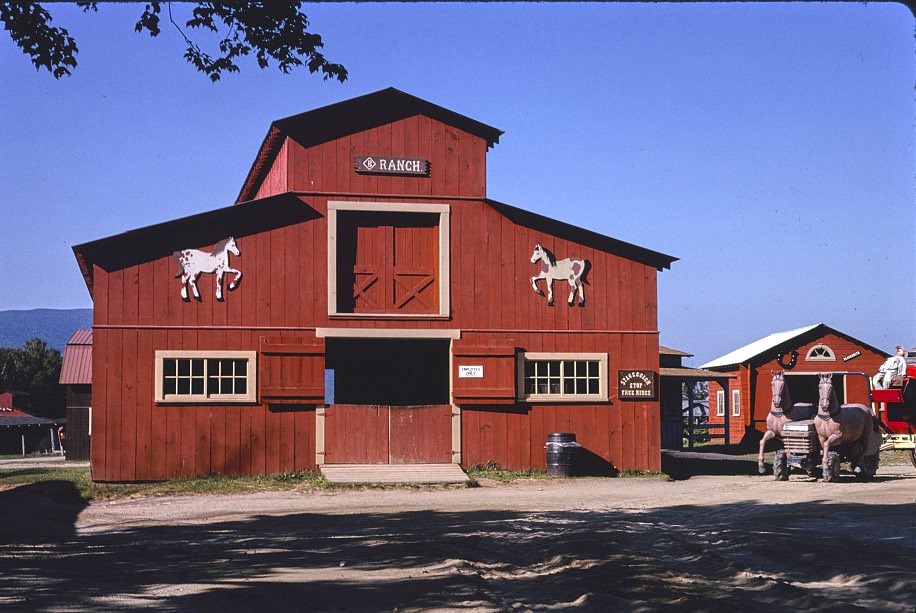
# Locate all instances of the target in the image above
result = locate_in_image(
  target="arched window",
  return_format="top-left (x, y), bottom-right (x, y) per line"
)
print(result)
top-left (806, 344), bottom-right (836, 362)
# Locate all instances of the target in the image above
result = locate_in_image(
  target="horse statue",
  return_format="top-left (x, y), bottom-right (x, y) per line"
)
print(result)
top-left (529, 244), bottom-right (589, 306)
top-left (757, 371), bottom-right (815, 474)
top-left (814, 373), bottom-right (881, 481)
top-left (173, 237), bottom-right (242, 302)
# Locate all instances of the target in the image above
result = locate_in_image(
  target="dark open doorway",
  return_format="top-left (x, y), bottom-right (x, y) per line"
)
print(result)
top-left (785, 373), bottom-right (845, 405)
top-left (325, 338), bottom-right (450, 405)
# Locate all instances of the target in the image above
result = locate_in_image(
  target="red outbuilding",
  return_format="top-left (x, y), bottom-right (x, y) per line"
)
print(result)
top-left (702, 323), bottom-right (889, 444)
top-left (72, 88), bottom-right (677, 481)
top-left (59, 328), bottom-right (93, 461)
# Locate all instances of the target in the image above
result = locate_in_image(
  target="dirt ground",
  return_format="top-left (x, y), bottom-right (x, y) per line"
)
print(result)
top-left (1, 461), bottom-right (914, 611)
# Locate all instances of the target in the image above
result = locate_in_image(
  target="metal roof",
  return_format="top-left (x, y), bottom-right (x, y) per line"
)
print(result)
top-left (66, 328), bottom-right (92, 345)
top-left (60, 329), bottom-right (92, 385)
top-left (660, 367), bottom-right (736, 380)
top-left (700, 324), bottom-right (822, 369)
top-left (0, 415), bottom-right (58, 428)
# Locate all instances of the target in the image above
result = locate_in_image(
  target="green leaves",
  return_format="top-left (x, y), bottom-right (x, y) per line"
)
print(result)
top-left (0, 3), bottom-right (79, 79)
top-left (0, 338), bottom-right (61, 391)
top-left (2, 1), bottom-right (348, 83)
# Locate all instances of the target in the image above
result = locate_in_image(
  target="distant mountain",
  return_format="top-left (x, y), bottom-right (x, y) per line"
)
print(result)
top-left (0, 309), bottom-right (93, 351)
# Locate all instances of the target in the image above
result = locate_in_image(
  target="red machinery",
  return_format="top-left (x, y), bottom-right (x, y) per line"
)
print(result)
top-left (873, 364), bottom-right (916, 468)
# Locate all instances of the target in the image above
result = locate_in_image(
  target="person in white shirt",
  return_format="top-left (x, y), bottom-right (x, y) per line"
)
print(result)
top-left (873, 345), bottom-right (908, 389)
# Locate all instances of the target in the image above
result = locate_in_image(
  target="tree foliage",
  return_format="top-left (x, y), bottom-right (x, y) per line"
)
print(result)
top-left (0, 338), bottom-right (64, 418)
top-left (681, 381), bottom-right (708, 401)
top-left (1, 1), bottom-right (347, 82)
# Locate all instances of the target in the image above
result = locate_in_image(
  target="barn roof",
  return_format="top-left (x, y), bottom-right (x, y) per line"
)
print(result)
top-left (660, 345), bottom-right (693, 357)
top-left (237, 87), bottom-right (504, 203)
top-left (72, 193), bottom-right (320, 295)
top-left (700, 323), bottom-right (889, 370)
top-left (486, 199), bottom-right (677, 271)
top-left (60, 328), bottom-right (92, 385)
top-left (0, 415), bottom-right (59, 428)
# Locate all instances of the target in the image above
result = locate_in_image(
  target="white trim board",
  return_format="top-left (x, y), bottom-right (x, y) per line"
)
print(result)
top-left (326, 200), bottom-right (451, 318)
top-left (315, 327), bottom-right (461, 339)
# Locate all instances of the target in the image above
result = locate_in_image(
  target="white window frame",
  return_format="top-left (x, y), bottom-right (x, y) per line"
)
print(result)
top-left (516, 352), bottom-right (608, 402)
top-left (716, 390), bottom-right (725, 417)
top-left (805, 344), bottom-right (836, 362)
top-left (732, 389), bottom-right (741, 417)
top-left (326, 201), bottom-right (451, 318)
top-left (154, 350), bottom-right (257, 404)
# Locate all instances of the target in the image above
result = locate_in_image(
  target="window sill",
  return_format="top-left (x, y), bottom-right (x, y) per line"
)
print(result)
top-left (328, 313), bottom-right (451, 320)
top-left (156, 396), bottom-right (258, 405)
top-left (518, 395), bottom-right (609, 403)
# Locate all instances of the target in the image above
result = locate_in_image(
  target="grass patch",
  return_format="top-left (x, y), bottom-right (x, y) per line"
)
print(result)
top-left (466, 462), bottom-right (667, 481)
top-left (616, 470), bottom-right (668, 479)
top-left (0, 466), bottom-right (330, 501)
top-left (0, 452), bottom-right (66, 460)
top-left (466, 462), bottom-right (547, 483)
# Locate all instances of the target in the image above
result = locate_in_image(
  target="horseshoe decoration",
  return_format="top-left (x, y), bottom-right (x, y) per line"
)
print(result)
top-left (776, 350), bottom-right (798, 370)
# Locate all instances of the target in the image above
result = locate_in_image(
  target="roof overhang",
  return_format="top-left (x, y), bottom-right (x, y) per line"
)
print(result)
top-left (72, 192), bottom-right (320, 296)
top-left (486, 199), bottom-right (677, 271)
top-left (660, 367), bottom-right (737, 380)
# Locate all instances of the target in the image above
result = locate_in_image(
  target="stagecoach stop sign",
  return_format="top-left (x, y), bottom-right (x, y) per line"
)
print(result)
top-left (354, 155), bottom-right (430, 177)
top-left (617, 370), bottom-right (658, 401)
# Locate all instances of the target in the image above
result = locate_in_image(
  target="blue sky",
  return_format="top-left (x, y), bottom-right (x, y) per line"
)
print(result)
top-left (0, 3), bottom-right (912, 364)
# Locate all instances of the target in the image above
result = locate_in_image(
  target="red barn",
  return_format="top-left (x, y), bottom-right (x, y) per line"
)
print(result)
top-left (702, 323), bottom-right (889, 444)
top-left (72, 88), bottom-right (676, 481)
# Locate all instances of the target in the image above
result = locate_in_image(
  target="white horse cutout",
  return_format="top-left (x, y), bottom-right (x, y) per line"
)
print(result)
top-left (530, 244), bottom-right (589, 306)
top-left (173, 237), bottom-right (242, 302)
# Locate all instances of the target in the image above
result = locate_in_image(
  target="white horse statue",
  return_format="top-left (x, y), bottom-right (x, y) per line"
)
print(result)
top-left (173, 237), bottom-right (242, 302)
top-left (529, 244), bottom-right (588, 306)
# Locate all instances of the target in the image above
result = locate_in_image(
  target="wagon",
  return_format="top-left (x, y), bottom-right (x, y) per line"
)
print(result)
top-left (873, 362), bottom-right (916, 468)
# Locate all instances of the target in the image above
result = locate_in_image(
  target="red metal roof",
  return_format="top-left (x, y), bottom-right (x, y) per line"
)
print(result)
top-left (67, 328), bottom-right (92, 345)
top-left (59, 328), bottom-right (92, 384)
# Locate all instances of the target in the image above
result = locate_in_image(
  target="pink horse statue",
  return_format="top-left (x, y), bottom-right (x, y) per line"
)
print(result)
top-left (757, 372), bottom-right (814, 474)
top-left (814, 373), bottom-right (881, 481)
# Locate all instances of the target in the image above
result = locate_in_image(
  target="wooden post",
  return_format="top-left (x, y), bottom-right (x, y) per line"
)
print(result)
top-left (722, 378), bottom-right (731, 446)
top-left (21, 433), bottom-right (26, 457)
top-left (685, 382), bottom-right (695, 449)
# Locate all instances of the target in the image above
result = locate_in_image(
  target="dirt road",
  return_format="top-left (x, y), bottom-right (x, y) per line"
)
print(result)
top-left (2, 465), bottom-right (914, 611)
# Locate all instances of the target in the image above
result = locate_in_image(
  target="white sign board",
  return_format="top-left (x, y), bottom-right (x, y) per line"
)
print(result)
top-left (458, 365), bottom-right (484, 378)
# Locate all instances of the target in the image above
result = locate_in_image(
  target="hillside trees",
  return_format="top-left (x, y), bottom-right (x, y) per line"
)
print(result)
top-left (0, 338), bottom-right (64, 418)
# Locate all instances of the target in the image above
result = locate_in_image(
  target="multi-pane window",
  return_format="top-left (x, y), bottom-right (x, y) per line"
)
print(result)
top-left (517, 352), bottom-right (607, 401)
top-left (732, 389), bottom-right (741, 417)
top-left (716, 390), bottom-right (725, 416)
top-left (155, 351), bottom-right (257, 403)
top-left (805, 344), bottom-right (835, 361)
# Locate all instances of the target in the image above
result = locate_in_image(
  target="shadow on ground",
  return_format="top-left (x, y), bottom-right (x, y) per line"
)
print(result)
top-left (662, 450), bottom-right (765, 480)
top-left (0, 483), bottom-right (914, 611)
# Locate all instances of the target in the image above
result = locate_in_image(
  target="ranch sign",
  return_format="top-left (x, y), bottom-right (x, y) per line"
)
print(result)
top-left (354, 155), bottom-right (430, 177)
top-left (617, 370), bottom-right (658, 401)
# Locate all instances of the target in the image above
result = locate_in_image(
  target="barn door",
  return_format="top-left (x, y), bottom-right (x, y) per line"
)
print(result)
top-left (324, 404), bottom-right (452, 464)
top-left (389, 405), bottom-right (452, 464)
top-left (259, 336), bottom-right (325, 403)
top-left (338, 212), bottom-right (439, 314)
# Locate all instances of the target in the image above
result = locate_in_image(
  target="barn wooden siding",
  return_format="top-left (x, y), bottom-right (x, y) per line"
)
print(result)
top-left (89, 197), bottom-right (660, 480)
top-left (251, 116), bottom-right (487, 202)
top-left (708, 331), bottom-right (887, 442)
